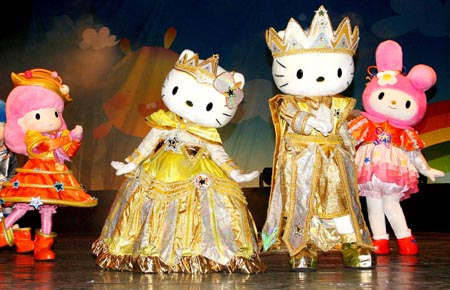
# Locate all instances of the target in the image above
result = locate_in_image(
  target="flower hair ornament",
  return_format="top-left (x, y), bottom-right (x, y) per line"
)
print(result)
top-left (213, 72), bottom-right (244, 109)
top-left (11, 68), bottom-right (72, 102)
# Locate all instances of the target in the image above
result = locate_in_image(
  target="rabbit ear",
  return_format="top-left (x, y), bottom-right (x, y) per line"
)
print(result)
top-left (376, 40), bottom-right (403, 72)
top-left (408, 64), bottom-right (437, 91)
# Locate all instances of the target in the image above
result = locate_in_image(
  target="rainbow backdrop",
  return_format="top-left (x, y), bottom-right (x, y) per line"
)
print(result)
top-left (416, 100), bottom-right (450, 183)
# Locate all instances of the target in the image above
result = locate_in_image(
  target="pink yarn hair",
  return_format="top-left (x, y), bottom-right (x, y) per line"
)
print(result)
top-left (5, 85), bottom-right (67, 155)
top-left (362, 40), bottom-right (436, 127)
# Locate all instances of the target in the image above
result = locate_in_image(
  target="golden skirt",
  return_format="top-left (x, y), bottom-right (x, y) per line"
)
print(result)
top-left (93, 150), bottom-right (266, 273)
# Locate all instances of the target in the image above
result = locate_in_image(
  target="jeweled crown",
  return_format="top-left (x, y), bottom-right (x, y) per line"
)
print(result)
top-left (266, 5), bottom-right (359, 57)
top-left (175, 52), bottom-right (220, 84)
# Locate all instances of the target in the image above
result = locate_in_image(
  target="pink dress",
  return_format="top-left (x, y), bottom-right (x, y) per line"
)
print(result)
top-left (349, 115), bottom-right (425, 200)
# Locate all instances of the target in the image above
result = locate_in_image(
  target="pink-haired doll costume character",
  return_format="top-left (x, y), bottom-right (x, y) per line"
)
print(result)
top-left (0, 69), bottom-right (97, 260)
top-left (349, 40), bottom-right (444, 255)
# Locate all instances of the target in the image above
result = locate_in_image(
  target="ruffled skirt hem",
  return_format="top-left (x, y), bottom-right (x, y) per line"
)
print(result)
top-left (92, 239), bottom-right (267, 274)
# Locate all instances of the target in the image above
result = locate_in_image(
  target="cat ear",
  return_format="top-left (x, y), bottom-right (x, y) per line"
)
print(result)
top-left (232, 72), bottom-right (245, 89)
top-left (178, 49), bottom-right (195, 61)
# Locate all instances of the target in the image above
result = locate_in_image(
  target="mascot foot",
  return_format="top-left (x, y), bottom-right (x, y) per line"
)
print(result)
top-left (397, 236), bottom-right (418, 255)
top-left (0, 222), bottom-right (14, 247)
top-left (14, 227), bottom-right (34, 253)
top-left (342, 243), bottom-right (376, 269)
top-left (372, 239), bottom-right (390, 255)
top-left (290, 247), bottom-right (318, 272)
top-left (34, 230), bottom-right (57, 261)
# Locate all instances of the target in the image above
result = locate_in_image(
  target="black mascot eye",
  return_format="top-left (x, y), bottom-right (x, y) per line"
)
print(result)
top-left (55, 111), bottom-right (59, 118)
top-left (206, 102), bottom-right (213, 111)
top-left (172, 86), bottom-right (178, 95)
top-left (35, 113), bottom-right (41, 120)
top-left (297, 69), bottom-right (303, 79)
top-left (378, 92), bottom-right (385, 100)
top-left (405, 100), bottom-right (411, 109)
top-left (337, 68), bottom-right (342, 78)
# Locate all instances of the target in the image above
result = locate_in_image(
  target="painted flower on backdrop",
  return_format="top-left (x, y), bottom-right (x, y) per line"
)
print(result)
top-left (79, 27), bottom-right (119, 50)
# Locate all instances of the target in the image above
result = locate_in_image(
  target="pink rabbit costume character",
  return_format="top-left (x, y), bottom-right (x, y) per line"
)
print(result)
top-left (348, 40), bottom-right (444, 255)
top-left (0, 69), bottom-right (97, 261)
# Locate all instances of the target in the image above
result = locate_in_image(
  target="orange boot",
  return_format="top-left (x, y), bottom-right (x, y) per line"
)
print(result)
top-left (0, 221), bottom-right (14, 247)
top-left (34, 230), bottom-right (57, 261)
top-left (13, 227), bottom-right (34, 253)
top-left (397, 235), bottom-right (418, 255)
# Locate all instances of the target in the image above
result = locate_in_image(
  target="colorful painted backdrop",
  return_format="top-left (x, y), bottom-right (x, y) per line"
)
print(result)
top-left (0, 0), bottom-right (448, 189)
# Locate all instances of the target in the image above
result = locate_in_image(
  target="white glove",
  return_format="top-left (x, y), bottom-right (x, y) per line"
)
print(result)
top-left (408, 150), bottom-right (444, 181)
top-left (306, 117), bottom-right (332, 136)
top-left (111, 161), bottom-right (137, 176)
top-left (423, 168), bottom-right (445, 181)
top-left (229, 170), bottom-right (259, 183)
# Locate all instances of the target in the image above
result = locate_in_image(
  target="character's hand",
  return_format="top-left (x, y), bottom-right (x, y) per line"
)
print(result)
top-left (229, 170), bottom-right (259, 183)
top-left (111, 161), bottom-right (137, 176)
top-left (306, 117), bottom-right (332, 136)
top-left (420, 167), bottom-right (444, 182)
top-left (70, 125), bottom-right (83, 140)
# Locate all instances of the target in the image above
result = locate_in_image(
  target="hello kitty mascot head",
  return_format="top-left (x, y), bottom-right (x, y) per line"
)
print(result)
top-left (361, 40), bottom-right (436, 128)
top-left (266, 6), bottom-right (359, 98)
top-left (161, 49), bottom-right (244, 128)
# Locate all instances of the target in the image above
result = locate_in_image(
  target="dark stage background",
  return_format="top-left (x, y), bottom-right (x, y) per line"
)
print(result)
top-left (0, 1), bottom-right (448, 233)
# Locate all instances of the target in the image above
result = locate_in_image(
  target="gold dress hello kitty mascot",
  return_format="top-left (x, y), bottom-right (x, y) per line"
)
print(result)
top-left (261, 6), bottom-right (375, 271)
top-left (349, 40), bottom-right (444, 255)
top-left (92, 49), bottom-right (267, 273)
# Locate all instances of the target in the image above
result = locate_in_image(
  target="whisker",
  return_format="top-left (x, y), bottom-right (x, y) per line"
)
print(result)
top-left (223, 113), bottom-right (231, 117)
top-left (274, 74), bottom-right (284, 77)
top-left (215, 119), bottom-right (222, 126)
top-left (279, 83), bottom-right (289, 88)
top-left (276, 60), bottom-right (286, 69)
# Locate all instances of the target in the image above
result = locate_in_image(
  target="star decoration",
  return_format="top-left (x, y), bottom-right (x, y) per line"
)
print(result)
top-left (333, 108), bottom-right (341, 118)
top-left (364, 157), bottom-right (370, 163)
top-left (226, 88), bottom-right (235, 97)
top-left (12, 181), bottom-right (20, 189)
top-left (317, 7), bottom-right (326, 16)
top-left (165, 135), bottom-right (181, 152)
top-left (194, 174), bottom-right (212, 189)
top-left (294, 224), bottom-right (302, 235)
top-left (54, 181), bottom-right (64, 192)
top-left (29, 197), bottom-right (43, 209)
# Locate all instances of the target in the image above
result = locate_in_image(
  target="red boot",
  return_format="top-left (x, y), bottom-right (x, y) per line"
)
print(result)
top-left (397, 236), bottom-right (418, 255)
top-left (0, 221), bottom-right (14, 247)
top-left (34, 230), bottom-right (57, 261)
top-left (372, 239), bottom-right (390, 255)
top-left (13, 227), bottom-right (34, 253)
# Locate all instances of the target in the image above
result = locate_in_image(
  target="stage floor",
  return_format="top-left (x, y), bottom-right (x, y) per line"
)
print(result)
top-left (0, 232), bottom-right (449, 289)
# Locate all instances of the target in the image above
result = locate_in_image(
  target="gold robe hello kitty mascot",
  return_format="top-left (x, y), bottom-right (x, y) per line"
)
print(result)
top-left (349, 40), bottom-right (444, 255)
top-left (261, 6), bottom-right (375, 271)
top-left (92, 49), bottom-right (267, 273)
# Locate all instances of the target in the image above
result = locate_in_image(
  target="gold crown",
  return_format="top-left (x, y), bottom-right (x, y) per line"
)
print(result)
top-left (266, 5), bottom-right (359, 57)
top-left (11, 68), bottom-right (72, 102)
top-left (174, 53), bottom-right (220, 84)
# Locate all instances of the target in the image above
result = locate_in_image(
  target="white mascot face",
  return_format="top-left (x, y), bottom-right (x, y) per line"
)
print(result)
top-left (162, 50), bottom-right (245, 128)
top-left (272, 52), bottom-right (354, 96)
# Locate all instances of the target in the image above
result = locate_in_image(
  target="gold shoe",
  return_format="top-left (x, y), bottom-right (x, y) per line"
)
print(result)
top-left (290, 247), bottom-right (318, 272)
top-left (342, 243), bottom-right (376, 269)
